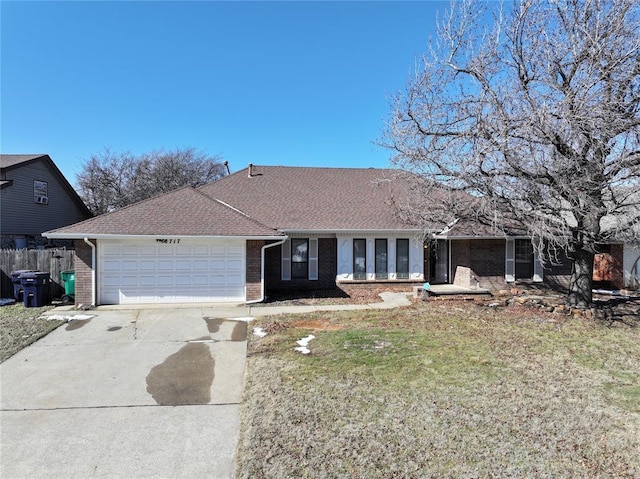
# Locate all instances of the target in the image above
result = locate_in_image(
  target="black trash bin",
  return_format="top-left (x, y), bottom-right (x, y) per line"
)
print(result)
top-left (10, 270), bottom-right (35, 302)
top-left (20, 272), bottom-right (51, 307)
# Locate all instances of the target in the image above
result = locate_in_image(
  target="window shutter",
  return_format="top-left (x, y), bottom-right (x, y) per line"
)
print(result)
top-left (309, 238), bottom-right (318, 280)
top-left (281, 239), bottom-right (291, 281)
top-left (533, 250), bottom-right (544, 282)
top-left (505, 239), bottom-right (515, 282)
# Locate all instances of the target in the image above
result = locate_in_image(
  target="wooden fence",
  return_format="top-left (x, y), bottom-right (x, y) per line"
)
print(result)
top-left (0, 249), bottom-right (76, 301)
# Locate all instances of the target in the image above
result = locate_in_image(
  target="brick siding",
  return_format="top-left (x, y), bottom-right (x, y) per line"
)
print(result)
top-left (73, 239), bottom-right (93, 307)
top-left (265, 238), bottom-right (337, 294)
top-left (246, 240), bottom-right (265, 302)
top-left (449, 239), bottom-right (508, 290)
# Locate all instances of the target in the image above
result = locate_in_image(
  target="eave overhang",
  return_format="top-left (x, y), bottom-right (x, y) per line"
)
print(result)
top-left (42, 232), bottom-right (286, 241)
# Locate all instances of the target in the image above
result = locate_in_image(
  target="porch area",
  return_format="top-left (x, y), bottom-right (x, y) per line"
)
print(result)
top-left (412, 283), bottom-right (492, 298)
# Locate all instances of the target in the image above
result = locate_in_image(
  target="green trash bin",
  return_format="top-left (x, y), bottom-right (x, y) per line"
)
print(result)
top-left (60, 270), bottom-right (75, 305)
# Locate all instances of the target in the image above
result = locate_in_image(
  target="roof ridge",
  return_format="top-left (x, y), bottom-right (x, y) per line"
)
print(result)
top-left (196, 188), bottom-right (282, 235)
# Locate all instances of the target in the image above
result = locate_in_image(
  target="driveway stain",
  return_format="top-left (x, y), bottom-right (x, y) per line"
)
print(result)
top-left (231, 321), bottom-right (247, 341)
top-left (204, 317), bottom-right (224, 333)
top-left (65, 319), bottom-right (91, 331)
top-left (146, 343), bottom-right (214, 405)
top-left (107, 326), bottom-right (122, 332)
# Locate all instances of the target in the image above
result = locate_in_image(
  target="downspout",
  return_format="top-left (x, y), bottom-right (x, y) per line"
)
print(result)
top-left (246, 237), bottom-right (287, 304)
top-left (83, 238), bottom-right (96, 307)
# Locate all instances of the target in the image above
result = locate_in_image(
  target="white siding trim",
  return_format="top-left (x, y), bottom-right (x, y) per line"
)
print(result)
top-left (505, 239), bottom-right (515, 282)
top-left (533, 251), bottom-right (544, 282)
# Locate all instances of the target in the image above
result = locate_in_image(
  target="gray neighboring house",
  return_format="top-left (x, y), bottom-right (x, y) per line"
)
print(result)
top-left (1, 154), bottom-right (92, 249)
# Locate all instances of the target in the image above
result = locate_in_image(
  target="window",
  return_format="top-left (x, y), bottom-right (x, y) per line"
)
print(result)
top-left (33, 180), bottom-right (48, 205)
top-left (353, 239), bottom-right (366, 280)
top-left (291, 239), bottom-right (308, 279)
top-left (396, 239), bottom-right (409, 279)
top-left (282, 238), bottom-right (318, 281)
top-left (515, 239), bottom-right (534, 279)
top-left (375, 239), bottom-right (388, 279)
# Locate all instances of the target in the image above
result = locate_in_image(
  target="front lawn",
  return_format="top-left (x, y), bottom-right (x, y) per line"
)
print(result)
top-left (236, 301), bottom-right (640, 478)
top-left (0, 303), bottom-right (61, 363)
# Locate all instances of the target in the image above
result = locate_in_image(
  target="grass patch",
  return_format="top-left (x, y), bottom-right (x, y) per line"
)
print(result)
top-left (237, 302), bottom-right (640, 478)
top-left (0, 303), bottom-right (61, 362)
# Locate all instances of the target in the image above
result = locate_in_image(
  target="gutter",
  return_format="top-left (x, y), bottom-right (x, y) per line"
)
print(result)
top-left (44, 233), bottom-right (285, 241)
top-left (246, 237), bottom-right (288, 304)
top-left (83, 238), bottom-right (96, 307)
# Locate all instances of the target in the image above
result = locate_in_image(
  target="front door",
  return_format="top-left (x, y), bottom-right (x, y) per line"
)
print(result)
top-left (429, 239), bottom-right (449, 284)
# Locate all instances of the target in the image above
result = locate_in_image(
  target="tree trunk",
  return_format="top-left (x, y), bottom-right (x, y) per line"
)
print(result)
top-left (568, 248), bottom-right (594, 308)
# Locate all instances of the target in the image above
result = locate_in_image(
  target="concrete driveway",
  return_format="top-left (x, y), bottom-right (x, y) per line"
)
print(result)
top-left (0, 305), bottom-right (252, 479)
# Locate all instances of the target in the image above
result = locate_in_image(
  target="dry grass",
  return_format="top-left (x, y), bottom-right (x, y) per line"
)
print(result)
top-left (236, 301), bottom-right (640, 478)
top-left (0, 303), bottom-right (61, 363)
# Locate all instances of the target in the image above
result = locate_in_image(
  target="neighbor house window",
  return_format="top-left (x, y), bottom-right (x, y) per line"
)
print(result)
top-left (33, 180), bottom-right (48, 205)
top-left (291, 239), bottom-right (309, 279)
top-left (353, 239), bottom-right (366, 280)
top-left (375, 239), bottom-right (388, 280)
top-left (396, 239), bottom-right (409, 279)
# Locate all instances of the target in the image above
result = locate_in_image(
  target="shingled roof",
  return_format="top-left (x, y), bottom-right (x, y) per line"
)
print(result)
top-left (1, 154), bottom-right (92, 216)
top-left (1, 154), bottom-right (50, 169)
top-left (198, 165), bottom-right (420, 231)
top-left (45, 187), bottom-right (283, 238)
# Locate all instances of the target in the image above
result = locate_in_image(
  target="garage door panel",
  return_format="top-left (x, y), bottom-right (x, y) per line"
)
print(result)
top-left (192, 275), bottom-right (209, 286)
top-left (175, 260), bottom-right (191, 270)
top-left (122, 261), bottom-right (138, 271)
top-left (122, 246), bottom-right (139, 255)
top-left (192, 262), bottom-right (209, 271)
top-left (157, 260), bottom-right (174, 271)
top-left (139, 261), bottom-right (156, 271)
top-left (139, 246), bottom-right (156, 255)
top-left (98, 239), bottom-right (246, 305)
top-left (226, 259), bottom-right (243, 270)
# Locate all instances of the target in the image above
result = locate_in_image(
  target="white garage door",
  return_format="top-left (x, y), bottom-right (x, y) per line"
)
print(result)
top-left (98, 239), bottom-right (246, 304)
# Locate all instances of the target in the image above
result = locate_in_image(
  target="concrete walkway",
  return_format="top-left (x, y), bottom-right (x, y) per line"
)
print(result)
top-left (248, 291), bottom-right (413, 316)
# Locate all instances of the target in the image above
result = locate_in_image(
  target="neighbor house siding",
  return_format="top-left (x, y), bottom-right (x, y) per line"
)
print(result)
top-left (246, 240), bottom-right (264, 302)
top-left (73, 239), bottom-right (94, 306)
top-left (265, 238), bottom-right (337, 293)
top-left (1, 160), bottom-right (89, 237)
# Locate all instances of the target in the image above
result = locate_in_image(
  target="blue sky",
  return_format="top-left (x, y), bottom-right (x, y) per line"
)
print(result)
top-left (2, 1), bottom-right (446, 184)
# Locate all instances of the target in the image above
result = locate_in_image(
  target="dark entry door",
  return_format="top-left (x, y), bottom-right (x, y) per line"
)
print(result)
top-left (430, 239), bottom-right (449, 284)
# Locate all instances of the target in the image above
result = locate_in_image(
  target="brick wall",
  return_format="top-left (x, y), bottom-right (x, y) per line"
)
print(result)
top-left (450, 240), bottom-right (471, 273)
top-left (246, 240), bottom-right (265, 302)
top-left (543, 247), bottom-right (572, 291)
top-left (265, 238), bottom-right (337, 293)
top-left (73, 239), bottom-right (93, 307)
top-left (448, 239), bottom-right (509, 290)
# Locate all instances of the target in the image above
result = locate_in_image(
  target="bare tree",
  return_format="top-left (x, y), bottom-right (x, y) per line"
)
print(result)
top-left (77, 147), bottom-right (226, 216)
top-left (383, 0), bottom-right (640, 308)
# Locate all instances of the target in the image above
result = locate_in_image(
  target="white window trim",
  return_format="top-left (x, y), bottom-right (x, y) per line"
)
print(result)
top-left (281, 239), bottom-right (291, 281)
